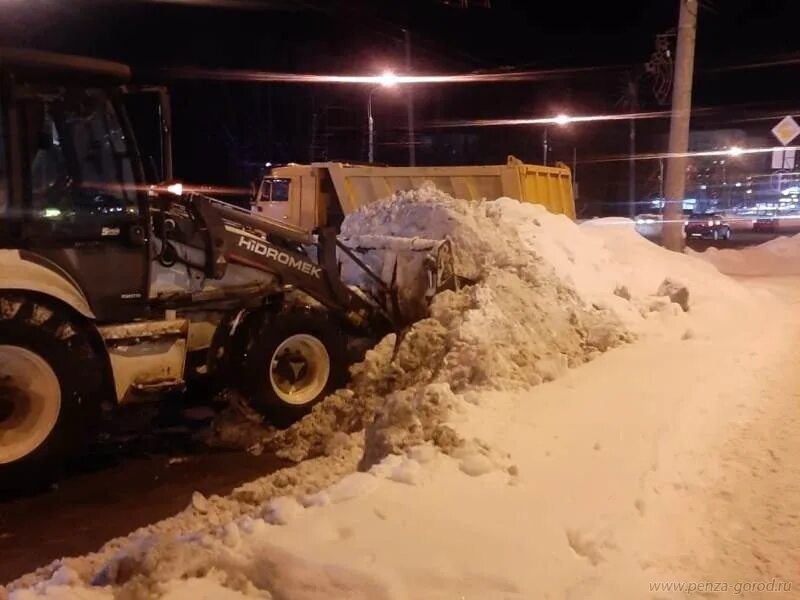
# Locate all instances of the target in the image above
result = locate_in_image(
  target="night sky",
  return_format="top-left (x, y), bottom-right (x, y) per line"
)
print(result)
top-left (3, 0), bottom-right (800, 209)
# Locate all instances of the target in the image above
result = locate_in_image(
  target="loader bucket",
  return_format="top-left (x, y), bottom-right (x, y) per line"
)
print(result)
top-left (338, 235), bottom-right (461, 324)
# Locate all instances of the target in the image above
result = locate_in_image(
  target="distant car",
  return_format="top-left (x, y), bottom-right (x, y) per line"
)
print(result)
top-left (684, 213), bottom-right (732, 240)
top-left (634, 213), bottom-right (663, 238)
top-left (753, 214), bottom-right (778, 233)
top-left (634, 213), bottom-right (661, 224)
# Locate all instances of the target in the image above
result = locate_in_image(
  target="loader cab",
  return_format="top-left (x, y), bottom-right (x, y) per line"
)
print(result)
top-left (0, 48), bottom-right (161, 322)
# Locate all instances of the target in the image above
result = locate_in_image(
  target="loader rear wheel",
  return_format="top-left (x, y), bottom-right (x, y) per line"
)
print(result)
top-left (0, 295), bottom-right (102, 490)
top-left (244, 310), bottom-right (346, 424)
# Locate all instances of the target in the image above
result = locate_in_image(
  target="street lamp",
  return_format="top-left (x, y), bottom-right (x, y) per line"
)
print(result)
top-left (368, 71), bottom-right (398, 164)
top-left (543, 113), bottom-right (570, 166)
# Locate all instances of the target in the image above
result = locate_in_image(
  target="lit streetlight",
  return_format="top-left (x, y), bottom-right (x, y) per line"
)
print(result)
top-left (553, 113), bottom-right (571, 126)
top-left (543, 113), bottom-right (571, 166)
top-left (368, 71), bottom-right (398, 164)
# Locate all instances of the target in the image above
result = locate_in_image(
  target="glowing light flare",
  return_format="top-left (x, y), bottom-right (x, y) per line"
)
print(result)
top-left (581, 144), bottom-right (800, 165)
top-left (377, 71), bottom-right (399, 88)
top-left (728, 146), bottom-right (744, 157)
top-left (430, 110), bottom-right (672, 129)
top-left (79, 181), bottom-right (251, 198)
top-left (553, 113), bottom-right (571, 126)
top-left (165, 65), bottom-right (621, 86)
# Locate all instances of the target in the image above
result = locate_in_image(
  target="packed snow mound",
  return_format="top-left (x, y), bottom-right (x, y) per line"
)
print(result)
top-left (579, 217), bottom-right (752, 310)
top-left (691, 232), bottom-right (800, 276)
top-left (264, 184), bottom-right (751, 465)
top-left (211, 186), bottom-right (756, 466)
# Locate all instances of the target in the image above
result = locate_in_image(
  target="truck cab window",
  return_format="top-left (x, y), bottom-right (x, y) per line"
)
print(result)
top-left (271, 179), bottom-right (289, 201)
top-left (22, 88), bottom-right (138, 223)
top-left (258, 178), bottom-right (290, 202)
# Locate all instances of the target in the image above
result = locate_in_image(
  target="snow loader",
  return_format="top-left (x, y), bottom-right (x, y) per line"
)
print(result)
top-left (0, 48), bottom-right (457, 484)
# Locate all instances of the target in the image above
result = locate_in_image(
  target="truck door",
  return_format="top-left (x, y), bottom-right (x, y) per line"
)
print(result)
top-left (11, 85), bottom-right (150, 323)
top-left (253, 177), bottom-right (292, 222)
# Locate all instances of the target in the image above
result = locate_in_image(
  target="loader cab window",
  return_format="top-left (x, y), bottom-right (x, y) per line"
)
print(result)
top-left (20, 87), bottom-right (139, 227)
top-left (258, 177), bottom-right (290, 202)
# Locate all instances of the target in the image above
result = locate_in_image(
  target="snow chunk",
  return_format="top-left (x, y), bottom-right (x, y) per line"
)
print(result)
top-left (190, 491), bottom-right (210, 514)
top-left (264, 496), bottom-right (304, 525)
top-left (656, 277), bottom-right (690, 312)
top-left (459, 453), bottom-right (494, 477)
top-left (388, 457), bottom-right (423, 485)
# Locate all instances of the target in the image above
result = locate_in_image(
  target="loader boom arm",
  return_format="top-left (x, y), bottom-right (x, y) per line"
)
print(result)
top-left (156, 193), bottom-right (386, 322)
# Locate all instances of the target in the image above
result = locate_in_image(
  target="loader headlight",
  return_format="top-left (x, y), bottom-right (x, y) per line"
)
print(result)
top-left (167, 182), bottom-right (184, 196)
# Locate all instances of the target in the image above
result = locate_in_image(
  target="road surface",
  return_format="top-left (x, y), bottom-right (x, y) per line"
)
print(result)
top-left (0, 422), bottom-right (288, 585)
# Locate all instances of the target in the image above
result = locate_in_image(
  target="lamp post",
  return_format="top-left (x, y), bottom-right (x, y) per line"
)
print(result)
top-left (368, 71), bottom-right (398, 164)
top-left (542, 127), bottom-right (549, 166)
top-left (542, 113), bottom-right (571, 166)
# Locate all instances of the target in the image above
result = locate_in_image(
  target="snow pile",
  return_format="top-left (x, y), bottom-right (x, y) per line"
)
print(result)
top-left (691, 232), bottom-right (800, 276)
top-left (261, 185), bottom-right (660, 464)
top-left (271, 187), bottom-right (757, 466)
top-left (6, 184), bottom-right (771, 600)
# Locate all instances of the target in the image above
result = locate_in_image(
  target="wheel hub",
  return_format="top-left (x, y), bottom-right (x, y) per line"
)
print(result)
top-left (0, 388), bottom-right (14, 423)
top-left (0, 345), bottom-right (62, 465)
top-left (273, 350), bottom-right (309, 386)
top-left (269, 334), bottom-right (330, 406)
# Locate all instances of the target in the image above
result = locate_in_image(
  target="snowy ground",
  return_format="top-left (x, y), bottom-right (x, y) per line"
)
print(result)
top-left (4, 188), bottom-right (800, 599)
top-left (690, 233), bottom-right (800, 277)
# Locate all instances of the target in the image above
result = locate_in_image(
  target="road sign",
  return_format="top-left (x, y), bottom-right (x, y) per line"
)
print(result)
top-left (771, 116), bottom-right (800, 146)
top-left (772, 147), bottom-right (796, 170)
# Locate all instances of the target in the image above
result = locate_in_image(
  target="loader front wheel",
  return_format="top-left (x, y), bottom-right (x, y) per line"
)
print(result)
top-left (0, 296), bottom-right (102, 490)
top-left (244, 311), bottom-right (346, 424)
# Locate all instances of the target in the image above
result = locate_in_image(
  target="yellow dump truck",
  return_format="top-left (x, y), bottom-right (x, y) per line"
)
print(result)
top-left (253, 156), bottom-right (575, 235)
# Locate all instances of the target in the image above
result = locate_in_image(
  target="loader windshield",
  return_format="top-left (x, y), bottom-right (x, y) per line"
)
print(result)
top-left (20, 87), bottom-right (139, 223)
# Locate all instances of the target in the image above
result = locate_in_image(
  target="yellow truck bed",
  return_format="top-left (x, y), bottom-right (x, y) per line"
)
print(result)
top-left (255, 156), bottom-right (575, 234)
top-left (322, 155), bottom-right (575, 219)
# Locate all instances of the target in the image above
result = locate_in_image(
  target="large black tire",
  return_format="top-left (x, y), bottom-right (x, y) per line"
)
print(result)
top-left (0, 294), bottom-right (103, 491)
top-left (241, 309), bottom-right (347, 425)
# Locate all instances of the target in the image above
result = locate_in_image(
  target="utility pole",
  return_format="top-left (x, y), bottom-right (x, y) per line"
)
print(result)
top-left (404, 29), bottom-right (416, 166)
top-left (572, 146), bottom-right (578, 199)
top-left (367, 88), bottom-right (376, 164)
top-left (661, 0), bottom-right (698, 251)
top-left (627, 80), bottom-right (638, 217)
